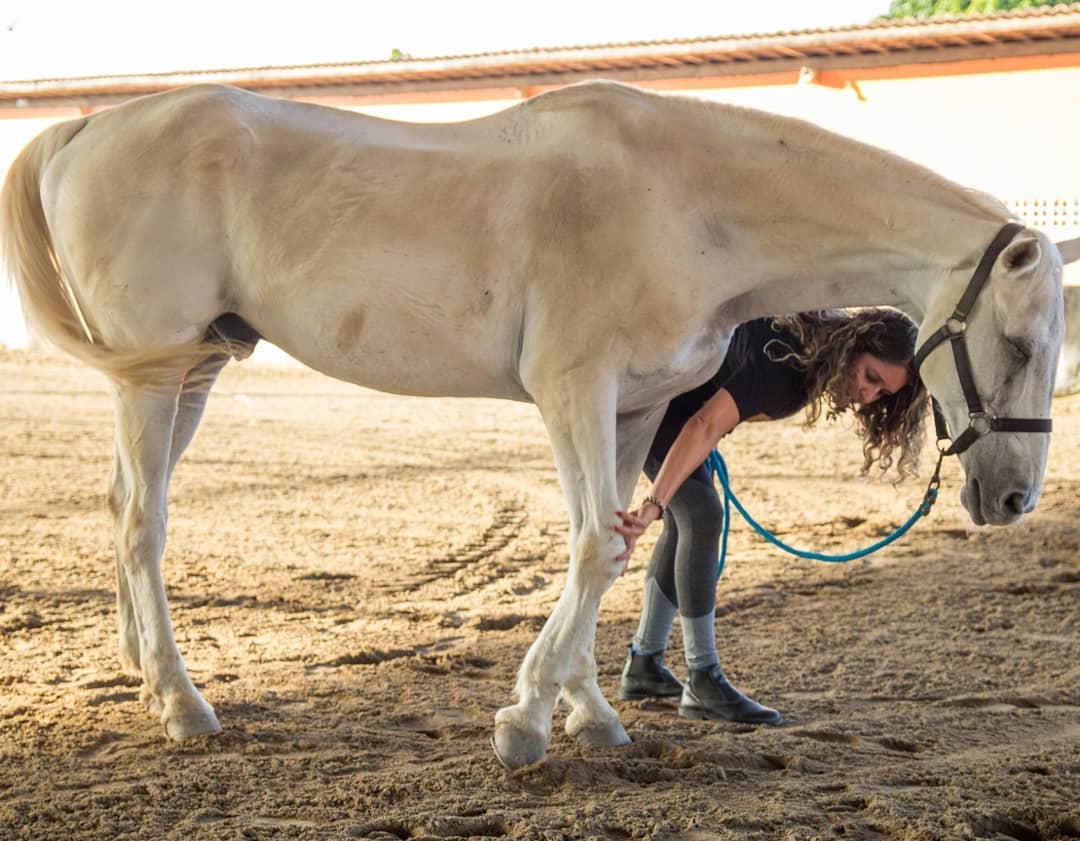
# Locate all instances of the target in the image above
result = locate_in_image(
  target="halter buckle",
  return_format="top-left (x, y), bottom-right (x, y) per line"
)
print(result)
top-left (969, 411), bottom-right (993, 437)
top-left (945, 317), bottom-right (966, 335)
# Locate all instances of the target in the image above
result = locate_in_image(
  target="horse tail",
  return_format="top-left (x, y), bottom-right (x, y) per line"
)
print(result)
top-left (1, 117), bottom-right (223, 387)
top-left (1, 119), bottom-right (96, 354)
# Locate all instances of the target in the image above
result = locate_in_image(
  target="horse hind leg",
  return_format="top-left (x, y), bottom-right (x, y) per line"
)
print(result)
top-left (109, 441), bottom-right (141, 677)
top-left (112, 354), bottom-right (229, 680)
top-left (109, 356), bottom-right (227, 739)
top-left (168, 353), bottom-right (230, 479)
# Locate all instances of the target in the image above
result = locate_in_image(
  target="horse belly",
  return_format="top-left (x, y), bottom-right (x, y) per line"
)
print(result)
top-left (247, 267), bottom-right (529, 400)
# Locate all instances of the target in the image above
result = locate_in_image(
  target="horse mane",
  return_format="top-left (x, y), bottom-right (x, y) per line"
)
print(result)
top-left (676, 91), bottom-right (1013, 225)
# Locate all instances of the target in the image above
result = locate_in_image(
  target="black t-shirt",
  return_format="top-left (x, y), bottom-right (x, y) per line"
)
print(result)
top-left (647, 317), bottom-right (811, 467)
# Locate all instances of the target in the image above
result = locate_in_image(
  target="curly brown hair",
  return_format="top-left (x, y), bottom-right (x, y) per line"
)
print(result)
top-left (766, 308), bottom-right (929, 479)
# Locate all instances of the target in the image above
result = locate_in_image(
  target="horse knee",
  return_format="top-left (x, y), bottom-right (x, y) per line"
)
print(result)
top-left (570, 529), bottom-right (626, 592)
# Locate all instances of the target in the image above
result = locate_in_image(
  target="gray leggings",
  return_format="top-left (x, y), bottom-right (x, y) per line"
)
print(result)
top-left (644, 459), bottom-right (724, 619)
top-left (632, 457), bottom-right (725, 668)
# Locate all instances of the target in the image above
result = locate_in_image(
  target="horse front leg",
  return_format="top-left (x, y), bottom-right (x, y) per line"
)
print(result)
top-left (110, 380), bottom-right (220, 740)
top-left (560, 406), bottom-right (663, 744)
top-left (493, 376), bottom-right (630, 768)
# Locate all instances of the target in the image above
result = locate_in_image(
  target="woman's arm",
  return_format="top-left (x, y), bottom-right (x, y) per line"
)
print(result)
top-left (614, 387), bottom-right (741, 560)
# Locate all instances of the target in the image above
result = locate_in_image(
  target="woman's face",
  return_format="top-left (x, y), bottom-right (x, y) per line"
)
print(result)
top-left (846, 352), bottom-right (909, 407)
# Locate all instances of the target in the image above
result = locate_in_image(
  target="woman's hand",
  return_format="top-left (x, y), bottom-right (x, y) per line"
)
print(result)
top-left (613, 503), bottom-right (663, 564)
top-left (613, 388), bottom-right (738, 569)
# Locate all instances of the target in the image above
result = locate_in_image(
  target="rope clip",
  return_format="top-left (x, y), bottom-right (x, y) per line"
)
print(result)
top-left (919, 452), bottom-right (946, 516)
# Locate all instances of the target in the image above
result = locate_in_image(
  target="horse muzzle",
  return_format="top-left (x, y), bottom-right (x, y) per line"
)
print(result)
top-left (961, 474), bottom-right (1038, 526)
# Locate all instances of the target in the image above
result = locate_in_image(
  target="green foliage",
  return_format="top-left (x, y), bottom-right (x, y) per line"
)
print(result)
top-left (883, 0), bottom-right (1063, 18)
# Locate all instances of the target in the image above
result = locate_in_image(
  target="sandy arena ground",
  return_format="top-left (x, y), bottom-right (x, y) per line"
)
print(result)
top-left (0, 348), bottom-right (1077, 840)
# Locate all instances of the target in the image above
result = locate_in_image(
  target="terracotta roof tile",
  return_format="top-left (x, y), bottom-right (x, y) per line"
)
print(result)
top-left (3, 3), bottom-right (1079, 106)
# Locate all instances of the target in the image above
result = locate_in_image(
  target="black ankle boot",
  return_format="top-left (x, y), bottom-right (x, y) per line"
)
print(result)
top-left (618, 646), bottom-right (684, 700)
top-left (679, 665), bottom-right (784, 726)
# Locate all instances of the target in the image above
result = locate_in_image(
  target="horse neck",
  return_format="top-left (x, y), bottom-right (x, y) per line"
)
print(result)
top-left (671, 99), bottom-right (1013, 322)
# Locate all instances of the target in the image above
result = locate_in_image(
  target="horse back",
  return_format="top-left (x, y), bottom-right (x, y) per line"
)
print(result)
top-left (28, 82), bottom-right (719, 399)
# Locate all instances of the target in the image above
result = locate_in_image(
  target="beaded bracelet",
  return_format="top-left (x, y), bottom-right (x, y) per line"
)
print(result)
top-left (642, 495), bottom-right (666, 517)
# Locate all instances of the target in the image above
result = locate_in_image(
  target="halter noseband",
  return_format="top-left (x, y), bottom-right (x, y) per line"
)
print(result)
top-left (913, 222), bottom-right (1052, 457)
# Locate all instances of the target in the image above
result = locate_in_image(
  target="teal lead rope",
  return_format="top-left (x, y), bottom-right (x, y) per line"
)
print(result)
top-left (706, 449), bottom-right (945, 576)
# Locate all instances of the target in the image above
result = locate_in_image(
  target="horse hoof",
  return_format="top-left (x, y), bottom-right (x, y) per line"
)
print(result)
top-left (163, 698), bottom-right (222, 741)
top-left (491, 722), bottom-right (546, 770)
top-left (568, 716), bottom-right (631, 749)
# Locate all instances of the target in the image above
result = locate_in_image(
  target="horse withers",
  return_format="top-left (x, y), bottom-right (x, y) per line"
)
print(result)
top-left (1, 81), bottom-right (1070, 767)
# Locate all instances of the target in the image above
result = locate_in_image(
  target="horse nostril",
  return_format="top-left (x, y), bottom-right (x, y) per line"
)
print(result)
top-left (1002, 491), bottom-right (1031, 516)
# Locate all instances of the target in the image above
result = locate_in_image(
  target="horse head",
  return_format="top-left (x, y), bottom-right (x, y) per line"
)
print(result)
top-left (917, 226), bottom-right (1065, 526)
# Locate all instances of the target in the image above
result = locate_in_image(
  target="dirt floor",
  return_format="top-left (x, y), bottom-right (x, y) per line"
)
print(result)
top-left (0, 348), bottom-right (1077, 841)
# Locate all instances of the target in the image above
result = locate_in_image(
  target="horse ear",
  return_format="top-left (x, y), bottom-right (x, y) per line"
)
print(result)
top-left (1056, 237), bottom-right (1080, 265)
top-left (1000, 234), bottom-right (1041, 278)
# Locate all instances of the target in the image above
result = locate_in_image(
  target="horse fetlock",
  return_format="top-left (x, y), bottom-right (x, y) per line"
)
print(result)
top-left (139, 684), bottom-right (164, 716)
top-left (561, 682), bottom-right (626, 747)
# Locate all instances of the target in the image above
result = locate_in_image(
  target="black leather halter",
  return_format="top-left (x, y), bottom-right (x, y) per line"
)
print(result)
top-left (913, 222), bottom-right (1052, 457)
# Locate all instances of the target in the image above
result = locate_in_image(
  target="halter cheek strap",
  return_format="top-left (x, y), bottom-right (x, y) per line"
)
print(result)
top-left (913, 222), bottom-right (1052, 457)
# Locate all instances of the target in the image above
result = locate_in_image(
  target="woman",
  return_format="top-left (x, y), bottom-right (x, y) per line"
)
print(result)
top-left (613, 308), bottom-right (928, 726)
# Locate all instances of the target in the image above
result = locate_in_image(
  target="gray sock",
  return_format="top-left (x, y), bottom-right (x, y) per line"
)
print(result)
top-left (632, 577), bottom-right (677, 655)
top-left (681, 612), bottom-right (719, 672)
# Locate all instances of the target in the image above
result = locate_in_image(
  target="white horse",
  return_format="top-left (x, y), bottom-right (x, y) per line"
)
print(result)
top-left (1, 80), bottom-right (1070, 769)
